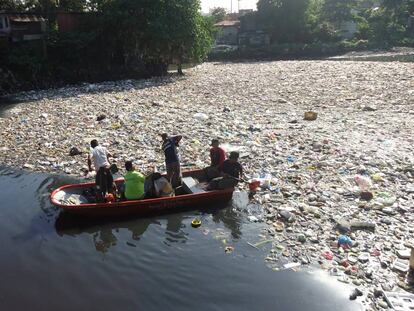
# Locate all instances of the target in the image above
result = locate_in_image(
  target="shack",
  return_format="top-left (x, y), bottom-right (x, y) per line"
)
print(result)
top-left (56, 11), bottom-right (95, 33)
top-left (0, 11), bottom-right (47, 42)
top-left (214, 20), bottom-right (240, 45)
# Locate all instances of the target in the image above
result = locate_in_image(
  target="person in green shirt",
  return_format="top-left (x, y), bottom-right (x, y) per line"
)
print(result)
top-left (123, 160), bottom-right (145, 200)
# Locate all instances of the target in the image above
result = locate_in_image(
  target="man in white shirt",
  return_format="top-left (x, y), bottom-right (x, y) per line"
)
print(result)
top-left (87, 139), bottom-right (113, 198)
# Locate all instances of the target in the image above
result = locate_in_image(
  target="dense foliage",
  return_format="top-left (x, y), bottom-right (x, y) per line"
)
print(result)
top-left (247, 0), bottom-right (414, 45)
top-left (210, 7), bottom-right (227, 23)
top-left (1, 0), bottom-right (413, 93)
top-left (0, 0), bottom-right (214, 93)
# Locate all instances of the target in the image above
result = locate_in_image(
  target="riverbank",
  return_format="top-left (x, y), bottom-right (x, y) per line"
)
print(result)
top-left (1, 60), bottom-right (414, 309)
top-left (328, 46), bottom-right (414, 62)
top-left (2, 46), bottom-right (413, 97)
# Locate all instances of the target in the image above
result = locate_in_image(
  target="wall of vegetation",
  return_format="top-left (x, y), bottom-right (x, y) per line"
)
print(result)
top-left (0, 0), bottom-right (214, 94)
top-left (210, 0), bottom-right (414, 59)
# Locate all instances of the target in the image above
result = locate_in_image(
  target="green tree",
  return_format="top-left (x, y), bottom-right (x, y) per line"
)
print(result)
top-left (57, 0), bottom-right (87, 11)
top-left (305, 0), bottom-right (338, 41)
top-left (162, 0), bottom-right (214, 73)
top-left (322, 0), bottom-right (356, 25)
top-left (97, 0), bottom-right (214, 74)
top-left (0, 0), bottom-right (26, 10)
top-left (257, 0), bottom-right (311, 43)
top-left (359, 0), bottom-right (414, 44)
top-left (210, 7), bottom-right (227, 22)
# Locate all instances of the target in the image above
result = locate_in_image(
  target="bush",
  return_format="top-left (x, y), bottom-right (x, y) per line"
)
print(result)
top-left (6, 42), bottom-right (47, 86)
top-left (399, 37), bottom-right (414, 46)
top-left (340, 39), bottom-right (370, 50)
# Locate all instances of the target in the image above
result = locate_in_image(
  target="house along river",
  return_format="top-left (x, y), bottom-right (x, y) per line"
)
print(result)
top-left (0, 167), bottom-right (362, 311)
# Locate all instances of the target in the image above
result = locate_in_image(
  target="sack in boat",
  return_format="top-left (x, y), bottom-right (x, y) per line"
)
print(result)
top-left (154, 177), bottom-right (174, 197)
top-left (82, 187), bottom-right (97, 203)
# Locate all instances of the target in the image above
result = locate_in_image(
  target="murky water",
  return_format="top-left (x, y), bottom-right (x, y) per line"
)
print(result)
top-left (0, 167), bottom-right (362, 311)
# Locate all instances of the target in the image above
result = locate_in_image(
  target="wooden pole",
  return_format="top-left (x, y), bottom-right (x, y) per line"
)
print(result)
top-left (410, 246), bottom-right (414, 271)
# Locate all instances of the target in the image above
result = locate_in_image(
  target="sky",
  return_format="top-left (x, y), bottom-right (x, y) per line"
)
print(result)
top-left (201, 0), bottom-right (258, 13)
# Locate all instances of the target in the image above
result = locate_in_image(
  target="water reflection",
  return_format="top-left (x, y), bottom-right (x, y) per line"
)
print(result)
top-left (211, 207), bottom-right (243, 239)
top-left (163, 213), bottom-right (187, 246)
top-left (55, 203), bottom-right (243, 254)
top-left (93, 228), bottom-right (117, 253)
top-left (55, 213), bottom-right (155, 253)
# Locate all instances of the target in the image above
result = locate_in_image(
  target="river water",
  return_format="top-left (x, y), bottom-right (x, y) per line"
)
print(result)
top-left (0, 167), bottom-right (363, 311)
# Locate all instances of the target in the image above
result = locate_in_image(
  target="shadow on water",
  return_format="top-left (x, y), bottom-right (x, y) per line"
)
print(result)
top-left (54, 202), bottom-right (243, 254)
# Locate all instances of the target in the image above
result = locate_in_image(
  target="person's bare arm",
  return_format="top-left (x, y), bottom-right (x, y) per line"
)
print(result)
top-left (87, 154), bottom-right (92, 172)
top-left (103, 146), bottom-right (113, 164)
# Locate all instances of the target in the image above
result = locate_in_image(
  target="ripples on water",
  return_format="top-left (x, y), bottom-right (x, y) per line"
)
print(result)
top-left (0, 167), bottom-right (362, 311)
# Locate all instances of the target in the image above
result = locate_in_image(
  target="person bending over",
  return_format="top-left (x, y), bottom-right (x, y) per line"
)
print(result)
top-left (88, 139), bottom-right (113, 199)
top-left (161, 133), bottom-right (182, 188)
top-left (124, 160), bottom-right (145, 200)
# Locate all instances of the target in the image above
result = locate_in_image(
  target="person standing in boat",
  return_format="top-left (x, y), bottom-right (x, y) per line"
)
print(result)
top-left (161, 133), bottom-right (182, 188)
top-left (87, 139), bottom-right (113, 199)
top-left (123, 160), bottom-right (145, 200)
top-left (205, 138), bottom-right (227, 180)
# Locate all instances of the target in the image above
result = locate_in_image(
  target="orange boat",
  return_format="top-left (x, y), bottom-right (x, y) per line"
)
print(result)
top-left (50, 169), bottom-right (234, 217)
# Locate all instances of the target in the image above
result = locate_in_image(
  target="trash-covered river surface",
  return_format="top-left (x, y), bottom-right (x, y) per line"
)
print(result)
top-left (1, 60), bottom-right (414, 309)
top-left (0, 167), bottom-right (362, 311)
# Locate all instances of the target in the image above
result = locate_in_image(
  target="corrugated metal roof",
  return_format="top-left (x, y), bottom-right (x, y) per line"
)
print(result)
top-left (214, 20), bottom-right (240, 27)
top-left (9, 15), bottom-right (46, 23)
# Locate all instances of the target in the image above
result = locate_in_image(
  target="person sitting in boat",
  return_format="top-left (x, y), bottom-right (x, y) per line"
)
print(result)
top-left (123, 160), bottom-right (145, 200)
top-left (208, 152), bottom-right (243, 190)
top-left (161, 133), bottom-right (182, 188)
top-left (87, 139), bottom-right (114, 200)
top-left (204, 138), bottom-right (226, 180)
top-left (153, 173), bottom-right (174, 197)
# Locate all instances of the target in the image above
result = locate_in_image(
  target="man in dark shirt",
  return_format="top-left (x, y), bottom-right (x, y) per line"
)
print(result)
top-left (208, 151), bottom-right (243, 190)
top-left (221, 151), bottom-right (243, 179)
top-left (161, 133), bottom-right (182, 188)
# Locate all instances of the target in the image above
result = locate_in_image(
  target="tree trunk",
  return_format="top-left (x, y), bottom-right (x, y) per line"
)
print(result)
top-left (177, 50), bottom-right (184, 75)
top-left (177, 63), bottom-right (183, 75)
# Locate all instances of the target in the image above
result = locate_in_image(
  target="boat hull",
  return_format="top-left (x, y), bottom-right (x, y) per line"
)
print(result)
top-left (50, 170), bottom-right (234, 217)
